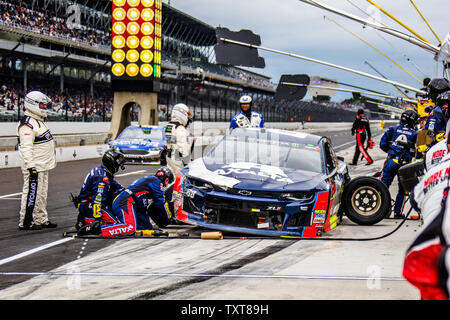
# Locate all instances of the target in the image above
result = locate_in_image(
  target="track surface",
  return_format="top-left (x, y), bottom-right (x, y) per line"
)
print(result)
top-left (0, 127), bottom-right (421, 300)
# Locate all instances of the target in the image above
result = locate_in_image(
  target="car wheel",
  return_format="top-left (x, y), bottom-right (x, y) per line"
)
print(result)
top-left (343, 176), bottom-right (391, 225)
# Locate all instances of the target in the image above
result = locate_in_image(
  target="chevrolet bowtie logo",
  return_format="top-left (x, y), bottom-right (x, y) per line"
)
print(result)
top-left (237, 190), bottom-right (252, 196)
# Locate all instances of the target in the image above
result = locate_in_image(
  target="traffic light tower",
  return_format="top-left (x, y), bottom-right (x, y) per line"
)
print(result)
top-left (109, 0), bottom-right (162, 139)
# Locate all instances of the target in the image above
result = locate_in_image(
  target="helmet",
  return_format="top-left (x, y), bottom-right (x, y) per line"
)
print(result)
top-left (170, 103), bottom-right (192, 126)
top-left (436, 91), bottom-right (450, 107)
top-left (239, 95), bottom-right (252, 116)
top-left (357, 109), bottom-right (364, 115)
top-left (24, 91), bottom-right (52, 118)
top-left (427, 78), bottom-right (450, 102)
top-left (102, 150), bottom-right (125, 174)
top-left (400, 109), bottom-right (419, 127)
top-left (239, 95), bottom-right (253, 106)
top-left (155, 166), bottom-right (174, 184)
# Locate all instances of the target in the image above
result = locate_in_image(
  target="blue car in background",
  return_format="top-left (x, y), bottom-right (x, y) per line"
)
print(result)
top-left (108, 125), bottom-right (166, 164)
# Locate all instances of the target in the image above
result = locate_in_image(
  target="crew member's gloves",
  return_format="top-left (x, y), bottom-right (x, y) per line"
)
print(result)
top-left (28, 167), bottom-right (38, 180)
top-left (351, 130), bottom-right (355, 136)
top-left (436, 132), bottom-right (446, 142)
top-left (367, 139), bottom-right (374, 149)
top-left (93, 203), bottom-right (101, 219)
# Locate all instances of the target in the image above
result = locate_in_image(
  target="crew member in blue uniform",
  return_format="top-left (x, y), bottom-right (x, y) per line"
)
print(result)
top-left (75, 150), bottom-right (125, 230)
top-left (77, 167), bottom-right (174, 237)
top-left (423, 78), bottom-right (450, 147)
top-left (379, 109), bottom-right (419, 218)
top-left (229, 95), bottom-right (264, 129)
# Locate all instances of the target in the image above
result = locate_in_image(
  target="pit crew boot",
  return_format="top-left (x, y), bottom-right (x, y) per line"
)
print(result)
top-left (77, 221), bottom-right (101, 236)
top-left (42, 221), bottom-right (57, 228)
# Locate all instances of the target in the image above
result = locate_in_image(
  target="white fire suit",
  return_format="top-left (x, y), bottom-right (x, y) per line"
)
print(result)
top-left (424, 139), bottom-right (447, 171)
top-left (406, 152), bottom-right (450, 299)
top-left (17, 111), bottom-right (56, 228)
top-left (164, 121), bottom-right (191, 176)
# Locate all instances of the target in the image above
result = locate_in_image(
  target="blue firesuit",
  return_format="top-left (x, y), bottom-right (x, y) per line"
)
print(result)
top-left (424, 106), bottom-right (447, 146)
top-left (229, 111), bottom-right (264, 130)
top-left (77, 165), bottom-right (123, 226)
top-left (100, 175), bottom-right (170, 237)
top-left (380, 124), bottom-right (418, 215)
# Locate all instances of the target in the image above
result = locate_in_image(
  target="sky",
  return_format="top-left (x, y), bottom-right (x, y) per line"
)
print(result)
top-left (166, 0), bottom-right (450, 102)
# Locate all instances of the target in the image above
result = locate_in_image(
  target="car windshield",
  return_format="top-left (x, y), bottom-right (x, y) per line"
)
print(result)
top-left (119, 127), bottom-right (163, 140)
top-left (204, 133), bottom-right (323, 173)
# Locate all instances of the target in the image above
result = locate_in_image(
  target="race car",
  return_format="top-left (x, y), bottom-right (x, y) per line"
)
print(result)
top-left (108, 125), bottom-right (166, 164)
top-left (172, 128), bottom-right (391, 238)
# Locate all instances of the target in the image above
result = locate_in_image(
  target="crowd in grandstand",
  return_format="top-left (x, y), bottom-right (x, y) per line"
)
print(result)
top-left (0, 83), bottom-right (113, 120)
top-left (0, 0), bottom-right (110, 47)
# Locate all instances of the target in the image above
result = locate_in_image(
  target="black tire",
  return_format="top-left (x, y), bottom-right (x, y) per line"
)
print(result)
top-left (342, 176), bottom-right (391, 225)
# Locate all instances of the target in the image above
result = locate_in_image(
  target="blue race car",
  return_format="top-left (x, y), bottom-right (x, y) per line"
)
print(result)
top-left (108, 125), bottom-right (166, 164)
top-left (172, 128), bottom-right (391, 238)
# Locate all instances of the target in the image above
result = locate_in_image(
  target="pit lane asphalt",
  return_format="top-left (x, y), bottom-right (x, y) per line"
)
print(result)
top-left (0, 126), bottom-right (419, 300)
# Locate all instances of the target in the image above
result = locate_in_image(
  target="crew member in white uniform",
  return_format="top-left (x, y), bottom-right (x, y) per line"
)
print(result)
top-left (163, 103), bottom-right (193, 176)
top-left (17, 91), bottom-right (57, 230)
top-left (424, 120), bottom-right (450, 171)
top-left (229, 95), bottom-right (264, 129)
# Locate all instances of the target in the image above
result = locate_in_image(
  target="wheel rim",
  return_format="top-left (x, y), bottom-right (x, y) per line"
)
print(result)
top-left (350, 185), bottom-right (382, 216)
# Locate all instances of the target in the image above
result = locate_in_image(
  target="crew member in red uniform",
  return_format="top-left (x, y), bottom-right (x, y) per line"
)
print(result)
top-left (351, 109), bottom-right (374, 165)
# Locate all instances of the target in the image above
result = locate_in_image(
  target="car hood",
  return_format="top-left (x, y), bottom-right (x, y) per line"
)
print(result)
top-left (109, 139), bottom-right (164, 149)
top-left (187, 158), bottom-right (324, 191)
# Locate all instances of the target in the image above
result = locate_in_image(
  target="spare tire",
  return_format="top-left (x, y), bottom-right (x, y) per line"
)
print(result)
top-left (342, 176), bottom-right (391, 225)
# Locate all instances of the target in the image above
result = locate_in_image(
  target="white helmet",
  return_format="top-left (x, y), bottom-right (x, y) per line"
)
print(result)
top-left (24, 91), bottom-right (52, 118)
top-left (239, 95), bottom-right (252, 105)
top-left (170, 103), bottom-right (192, 126)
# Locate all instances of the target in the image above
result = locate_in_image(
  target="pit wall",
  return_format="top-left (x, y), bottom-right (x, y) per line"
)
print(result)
top-left (0, 120), bottom-right (392, 169)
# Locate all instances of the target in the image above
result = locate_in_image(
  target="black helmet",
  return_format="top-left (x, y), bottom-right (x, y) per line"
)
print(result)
top-left (436, 91), bottom-right (450, 107)
top-left (427, 78), bottom-right (450, 102)
top-left (357, 108), bottom-right (364, 115)
top-left (155, 166), bottom-right (174, 184)
top-left (400, 109), bottom-right (419, 127)
top-left (102, 150), bottom-right (125, 174)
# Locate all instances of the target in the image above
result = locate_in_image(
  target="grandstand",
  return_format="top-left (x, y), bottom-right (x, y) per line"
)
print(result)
top-left (0, 0), bottom-right (372, 124)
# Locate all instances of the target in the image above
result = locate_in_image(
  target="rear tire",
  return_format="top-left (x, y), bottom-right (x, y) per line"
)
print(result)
top-left (342, 176), bottom-right (391, 225)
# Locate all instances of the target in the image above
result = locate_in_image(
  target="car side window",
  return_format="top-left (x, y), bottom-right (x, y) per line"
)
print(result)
top-left (324, 142), bottom-right (335, 173)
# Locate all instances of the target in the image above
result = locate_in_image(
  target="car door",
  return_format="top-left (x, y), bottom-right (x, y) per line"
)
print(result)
top-left (323, 139), bottom-right (344, 219)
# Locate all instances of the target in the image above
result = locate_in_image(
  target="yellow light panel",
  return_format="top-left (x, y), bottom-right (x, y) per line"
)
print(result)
top-left (141, 22), bottom-right (154, 35)
top-left (126, 22), bottom-right (140, 35)
top-left (112, 49), bottom-right (126, 62)
top-left (112, 8), bottom-right (126, 21)
top-left (113, 0), bottom-right (126, 7)
top-left (126, 63), bottom-right (139, 77)
top-left (112, 22), bottom-right (126, 35)
top-left (140, 64), bottom-right (153, 77)
top-left (126, 49), bottom-right (140, 63)
top-left (140, 50), bottom-right (153, 63)
top-left (141, 0), bottom-right (154, 7)
top-left (140, 36), bottom-right (154, 49)
top-left (141, 8), bottom-right (154, 21)
top-left (112, 63), bottom-right (125, 77)
top-left (127, 8), bottom-right (140, 21)
top-left (126, 36), bottom-right (140, 49)
top-left (112, 35), bottom-right (126, 48)
top-left (127, 0), bottom-right (140, 7)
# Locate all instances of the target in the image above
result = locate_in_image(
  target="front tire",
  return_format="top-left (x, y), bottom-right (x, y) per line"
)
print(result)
top-left (342, 176), bottom-right (391, 225)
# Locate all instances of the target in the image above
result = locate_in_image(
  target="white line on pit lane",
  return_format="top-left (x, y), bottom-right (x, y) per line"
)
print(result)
top-left (0, 237), bottom-right (73, 267)
top-left (115, 170), bottom-right (147, 177)
top-left (0, 192), bottom-right (22, 199)
top-left (0, 271), bottom-right (406, 282)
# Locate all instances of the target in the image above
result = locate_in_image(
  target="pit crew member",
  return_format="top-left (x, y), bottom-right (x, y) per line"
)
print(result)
top-left (74, 150), bottom-right (125, 230)
top-left (405, 143), bottom-right (450, 299)
top-left (77, 167), bottom-right (174, 237)
top-left (163, 103), bottom-right (193, 176)
top-left (351, 108), bottom-right (373, 165)
top-left (379, 109), bottom-right (418, 218)
top-left (17, 91), bottom-right (57, 230)
top-left (229, 95), bottom-right (265, 130)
